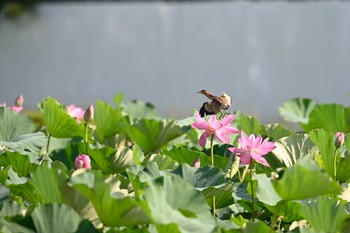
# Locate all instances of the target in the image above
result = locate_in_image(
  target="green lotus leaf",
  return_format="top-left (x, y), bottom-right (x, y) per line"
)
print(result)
top-left (122, 99), bottom-right (159, 120)
top-left (140, 175), bottom-right (216, 233)
top-left (272, 133), bottom-right (317, 167)
top-left (236, 115), bottom-right (262, 135)
top-left (309, 129), bottom-right (336, 178)
top-left (301, 197), bottom-right (349, 233)
top-left (243, 221), bottom-right (271, 233)
top-left (39, 97), bottom-right (85, 138)
top-left (109, 146), bottom-right (134, 173)
top-left (253, 174), bottom-right (281, 206)
top-left (126, 118), bottom-right (186, 153)
top-left (31, 203), bottom-right (82, 233)
top-left (0, 132), bottom-right (47, 154)
top-left (69, 169), bottom-right (149, 227)
top-left (0, 107), bottom-right (46, 154)
top-left (0, 218), bottom-right (35, 233)
top-left (171, 163), bottom-right (225, 190)
top-left (94, 99), bottom-right (124, 141)
top-left (164, 147), bottom-right (229, 170)
top-left (273, 156), bottom-right (341, 200)
top-left (265, 200), bottom-right (303, 223)
top-left (0, 151), bottom-right (37, 177)
top-left (0, 107), bottom-right (34, 141)
top-left (262, 123), bottom-right (293, 140)
top-left (278, 98), bottom-right (316, 124)
top-left (302, 104), bottom-right (350, 132)
top-left (29, 161), bottom-right (68, 203)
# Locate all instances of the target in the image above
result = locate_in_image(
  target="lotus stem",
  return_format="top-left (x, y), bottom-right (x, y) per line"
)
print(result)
top-left (210, 134), bottom-right (216, 217)
top-left (84, 123), bottom-right (89, 154)
top-left (249, 160), bottom-right (256, 221)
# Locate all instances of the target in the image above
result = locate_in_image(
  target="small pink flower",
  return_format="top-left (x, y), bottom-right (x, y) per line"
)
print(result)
top-left (228, 131), bottom-right (276, 167)
top-left (0, 95), bottom-right (24, 112)
top-left (10, 105), bottom-right (23, 112)
top-left (67, 104), bottom-right (85, 122)
top-left (192, 112), bottom-right (239, 147)
top-left (74, 154), bottom-right (92, 169)
top-left (335, 132), bottom-right (345, 148)
top-left (15, 95), bottom-right (24, 107)
top-left (83, 104), bottom-right (94, 122)
top-left (191, 157), bottom-right (201, 168)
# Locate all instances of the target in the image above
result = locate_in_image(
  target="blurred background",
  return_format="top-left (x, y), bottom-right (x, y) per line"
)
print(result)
top-left (0, 0), bottom-right (349, 124)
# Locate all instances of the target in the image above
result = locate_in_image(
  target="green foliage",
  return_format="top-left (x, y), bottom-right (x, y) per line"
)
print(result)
top-left (0, 107), bottom-right (46, 154)
top-left (273, 156), bottom-right (341, 200)
top-left (94, 99), bottom-right (124, 141)
top-left (1, 94), bottom-right (350, 232)
top-left (301, 197), bottom-right (349, 232)
top-left (279, 98), bottom-right (316, 124)
top-left (39, 97), bottom-right (85, 138)
top-left (126, 118), bottom-right (187, 153)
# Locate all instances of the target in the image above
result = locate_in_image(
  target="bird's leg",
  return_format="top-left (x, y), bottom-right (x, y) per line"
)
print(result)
top-left (218, 110), bottom-right (227, 120)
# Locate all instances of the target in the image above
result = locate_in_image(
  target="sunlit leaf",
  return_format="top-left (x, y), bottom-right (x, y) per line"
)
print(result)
top-left (0, 218), bottom-right (35, 233)
top-left (122, 100), bottom-right (159, 120)
top-left (278, 98), bottom-right (316, 124)
top-left (243, 220), bottom-right (270, 233)
top-left (237, 115), bottom-right (261, 135)
top-left (69, 169), bottom-right (149, 227)
top-left (126, 118), bottom-right (186, 153)
top-left (265, 200), bottom-right (303, 223)
top-left (164, 147), bottom-right (229, 170)
top-left (94, 99), bottom-right (124, 141)
top-left (7, 182), bottom-right (39, 204)
top-left (262, 123), bottom-right (293, 140)
top-left (171, 164), bottom-right (224, 188)
top-left (147, 153), bottom-right (178, 171)
top-left (302, 104), bottom-right (350, 132)
top-left (113, 93), bottom-right (125, 107)
top-left (0, 132), bottom-right (47, 154)
top-left (1, 151), bottom-right (37, 177)
top-left (31, 203), bottom-right (82, 233)
top-left (273, 156), bottom-right (341, 200)
top-left (272, 133), bottom-right (317, 167)
top-left (309, 129), bottom-right (337, 178)
top-left (39, 97), bottom-right (85, 138)
top-left (0, 107), bottom-right (46, 153)
top-left (301, 197), bottom-right (349, 233)
top-left (140, 175), bottom-right (216, 233)
top-left (29, 161), bottom-right (68, 203)
top-left (0, 107), bottom-right (34, 141)
top-left (109, 146), bottom-right (134, 173)
top-left (80, 143), bottom-right (115, 173)
top-left (253, 174), bottom-right (281, 206)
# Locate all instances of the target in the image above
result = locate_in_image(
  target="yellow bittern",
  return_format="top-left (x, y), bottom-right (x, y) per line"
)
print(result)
top-left (197, 90), bottom-right (232, 117)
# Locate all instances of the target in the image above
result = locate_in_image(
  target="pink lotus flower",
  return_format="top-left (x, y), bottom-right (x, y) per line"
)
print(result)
top-left (192, 112), bottom-right (239, 147)
top-left (74, 154), bottom-right (92, 169)
top-left (191, 157), bottom-right (201, 168)
top-left (67, 104), bottom-right (85, 122)
top-left (0, 95), bottom-right (24, 112)
top-left (335, 132), bottom-right (345, 148)
top-left (10, 106), bottom-right (23, 112)
top-left (228, 131), bottom-right (276, 167)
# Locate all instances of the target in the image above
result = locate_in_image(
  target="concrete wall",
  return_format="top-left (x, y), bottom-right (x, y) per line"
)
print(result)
top-left (1, 1), bottom-right (349, 123)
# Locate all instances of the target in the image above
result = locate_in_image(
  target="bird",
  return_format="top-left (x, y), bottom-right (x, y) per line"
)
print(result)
top-left (197, 90), bottom-right (233, 117)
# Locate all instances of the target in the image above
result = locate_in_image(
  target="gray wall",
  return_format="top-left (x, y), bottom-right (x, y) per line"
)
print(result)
top-left (1, 2), bottom-right (349, 124)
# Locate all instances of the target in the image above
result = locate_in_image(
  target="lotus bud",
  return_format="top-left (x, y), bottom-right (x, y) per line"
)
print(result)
top-left (191, 157), bottom-right (201, 168)
top-left (15, 95), bottom-right (24, 107)
top-left (335, 132), bottom-right (345, 148)
top-left (84, 104), bottom-right (94, 122)
top-left (74, 154), bottom-right (92, 169)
